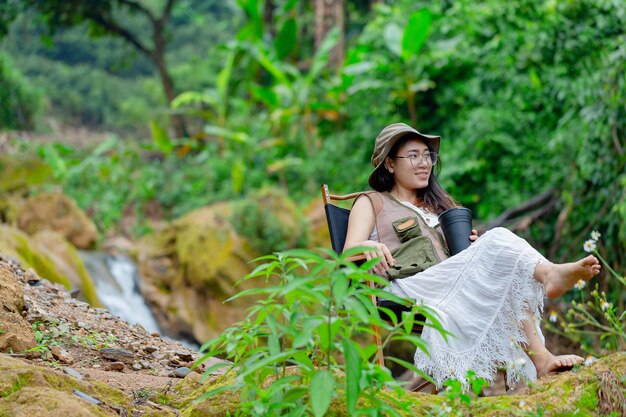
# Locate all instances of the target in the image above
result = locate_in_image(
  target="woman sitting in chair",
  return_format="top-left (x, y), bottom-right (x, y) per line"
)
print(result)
top-left (344, 122), bottom-right (601, 389)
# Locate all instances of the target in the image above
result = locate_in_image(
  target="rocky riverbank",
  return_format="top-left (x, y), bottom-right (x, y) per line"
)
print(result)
top-left (0, 256), bottom-right (229, 416)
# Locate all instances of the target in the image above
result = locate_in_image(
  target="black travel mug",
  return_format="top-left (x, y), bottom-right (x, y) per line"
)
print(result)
top-left (439, 207), bottom-right (473, 256)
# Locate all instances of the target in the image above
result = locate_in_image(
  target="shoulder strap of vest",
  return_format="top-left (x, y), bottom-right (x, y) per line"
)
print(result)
top-left (353, 191), bottom-right (383, 216)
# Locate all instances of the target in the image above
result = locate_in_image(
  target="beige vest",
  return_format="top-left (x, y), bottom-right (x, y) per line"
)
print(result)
top-left (359, 191), bottom-right (450, 269)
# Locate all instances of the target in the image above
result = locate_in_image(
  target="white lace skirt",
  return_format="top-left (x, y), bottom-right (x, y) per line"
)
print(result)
top-left (385, 227), bottom-right (547, 389)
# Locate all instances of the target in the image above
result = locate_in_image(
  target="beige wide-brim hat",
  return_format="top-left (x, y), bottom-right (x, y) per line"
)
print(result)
top-left (369, 122), bottom-right (440, 178)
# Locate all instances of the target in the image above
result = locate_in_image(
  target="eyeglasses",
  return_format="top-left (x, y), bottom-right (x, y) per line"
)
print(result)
top-left (395, 151), bottom-right (438, 167)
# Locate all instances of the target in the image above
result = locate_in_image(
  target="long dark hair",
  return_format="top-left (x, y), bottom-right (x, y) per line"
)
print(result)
top-left (369, 135), bottom-right (457, 214)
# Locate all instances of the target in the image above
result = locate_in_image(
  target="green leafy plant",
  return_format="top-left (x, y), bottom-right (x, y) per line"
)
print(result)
top-left (25, 321), bottom-right (60, 355)
top-left (70, 331), bottom-right (118, 349)
top-left (546, 232), bottom-right (626, 354)
top-left (196, 248), bottom-right (450, 416)
top-left (426, 370), bottom-right (487, 417)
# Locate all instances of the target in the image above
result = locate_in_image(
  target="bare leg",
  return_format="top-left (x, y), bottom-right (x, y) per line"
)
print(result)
top-left (521, 310), bottom-right (583, 377)
top-left (533, 255), bottom-right (601, 299)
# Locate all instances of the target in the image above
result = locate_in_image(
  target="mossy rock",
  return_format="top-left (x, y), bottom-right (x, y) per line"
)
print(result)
top-left (2, 351), bottom-right (623, 416)
top-left (165, 353), bottom-right (626, 416)
top-left (30, 230), bottom-right (101, 306)
top-left (0, 354), bottom-right (130, 416)
top-left (417, 352), bottom-right (626, 416)
top-left (230, 187), bottom-right (309, 253)
top-left (0, 225), bottom-right (99, 306)
top-left (172, 203), bottom-right (249, 292)
top-left (0, 157), bottom-right (52, 193)
top-left (136, 202), bottom-right (258, 342)
top-left (17, 192), bottom-right (98, 249)
top-left (139, 202), bottom-right (254, 293)
top-left (0, 224), bottom-right (72, 289)
top-left (165, 372), bottom-right (241, 416)
top-left (0, 192), bottom-right (23, 226)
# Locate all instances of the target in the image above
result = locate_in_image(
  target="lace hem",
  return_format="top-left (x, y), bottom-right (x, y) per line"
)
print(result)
top-left (415, 249), bottom-right (546, 390)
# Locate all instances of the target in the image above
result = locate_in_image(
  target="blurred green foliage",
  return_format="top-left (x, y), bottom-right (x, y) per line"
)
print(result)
top-left (173, 0), bottom-right (626, 267)
top-left (0, 52), bottom-right (41, 130)
top-left (0, 0), bottom-right (237, 132)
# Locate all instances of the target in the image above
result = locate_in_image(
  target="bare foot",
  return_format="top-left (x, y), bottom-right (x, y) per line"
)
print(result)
top-left (530, 350), bottom-right (584, 377)
top-left (537, 255), bottom-right (601, 298)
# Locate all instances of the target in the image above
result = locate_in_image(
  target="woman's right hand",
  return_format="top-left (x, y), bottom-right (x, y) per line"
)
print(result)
top-left (359, 240), bottom-right (396, 275)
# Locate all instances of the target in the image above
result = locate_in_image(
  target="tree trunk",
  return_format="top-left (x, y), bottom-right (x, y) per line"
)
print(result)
top-left (313, 0), bottom-right (344, 66)
top-left (152, 50), bottom-right (186, 138)
top-left (152, 27), bottom-right (186, 138)
top-left (152, 1), bottom-right (187, 138)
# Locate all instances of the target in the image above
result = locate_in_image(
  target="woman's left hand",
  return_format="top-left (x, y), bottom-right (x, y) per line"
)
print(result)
top-left (469, 229), bottom-right (479, 242)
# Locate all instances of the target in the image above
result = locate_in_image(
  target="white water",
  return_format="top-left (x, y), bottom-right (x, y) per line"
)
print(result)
top-left (80, 252), bottom-right (161, 333)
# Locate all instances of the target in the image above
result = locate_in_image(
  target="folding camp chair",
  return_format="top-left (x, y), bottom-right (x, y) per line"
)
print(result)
top-left (320, 184), bottom-right (425, 367)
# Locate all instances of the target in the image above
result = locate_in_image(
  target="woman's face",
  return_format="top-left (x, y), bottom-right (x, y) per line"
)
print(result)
top-left (385, 138), bottom-right (432, 191)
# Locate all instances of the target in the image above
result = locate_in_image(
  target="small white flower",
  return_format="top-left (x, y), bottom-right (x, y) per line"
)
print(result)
top-left (549, 310), bottom-right (558, 323)
top-left (518, 400), bottom-right (531, 411)
top-left (600, 300), bottom-right (612, 311)
top-left (574, 279), bottom-right (586, 290)
top-left (583, 239), bottom-right (596, 253)
top-left (591, 230), bottom-right (601, 241)
top-left (440, 402), bottom-right (452, 413)
top-left (584, 355), bottom-right (597, 366)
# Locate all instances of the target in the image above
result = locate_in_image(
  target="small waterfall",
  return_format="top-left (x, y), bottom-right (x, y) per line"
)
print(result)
top-left (79, 251), bottom-right (161, 333)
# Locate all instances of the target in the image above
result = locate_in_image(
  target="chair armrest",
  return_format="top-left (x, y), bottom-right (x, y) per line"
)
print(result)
top-left (344, 253), bottom-right (367, 262)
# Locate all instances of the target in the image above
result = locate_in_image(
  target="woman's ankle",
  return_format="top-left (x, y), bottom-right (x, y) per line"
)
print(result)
top-left (533, 262), bottom-right (550, 285)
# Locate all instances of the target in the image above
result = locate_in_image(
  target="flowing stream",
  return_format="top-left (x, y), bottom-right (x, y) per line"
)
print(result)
top-left (79, 251), bottom-right (161, 334)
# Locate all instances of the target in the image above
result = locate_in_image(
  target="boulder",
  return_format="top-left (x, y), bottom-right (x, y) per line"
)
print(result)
top-left (0, 263), bottom-right (36, 353)
top-left (0, 226), bottom-right (71, 288)
top-left (0, 261), bottom-right (24, 313)
top-left (0, 312), bottom-right (37, 352)
top-left (0, 193), bottom-right (22, 227)
top-left (0, 157), bottom-right (52, 193)
top-left (0, 354), bottom-right (130, 416)
top-left (30, 230), bottom-right (100, 306)
top-left (136, 202), bottom-right (257, 342)
top-left (0, 226), bottom-right (99, 305)
top-left (17, 192), bottom-right (98, 249)
top-left (230, 187), bottom-right (308, 253)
